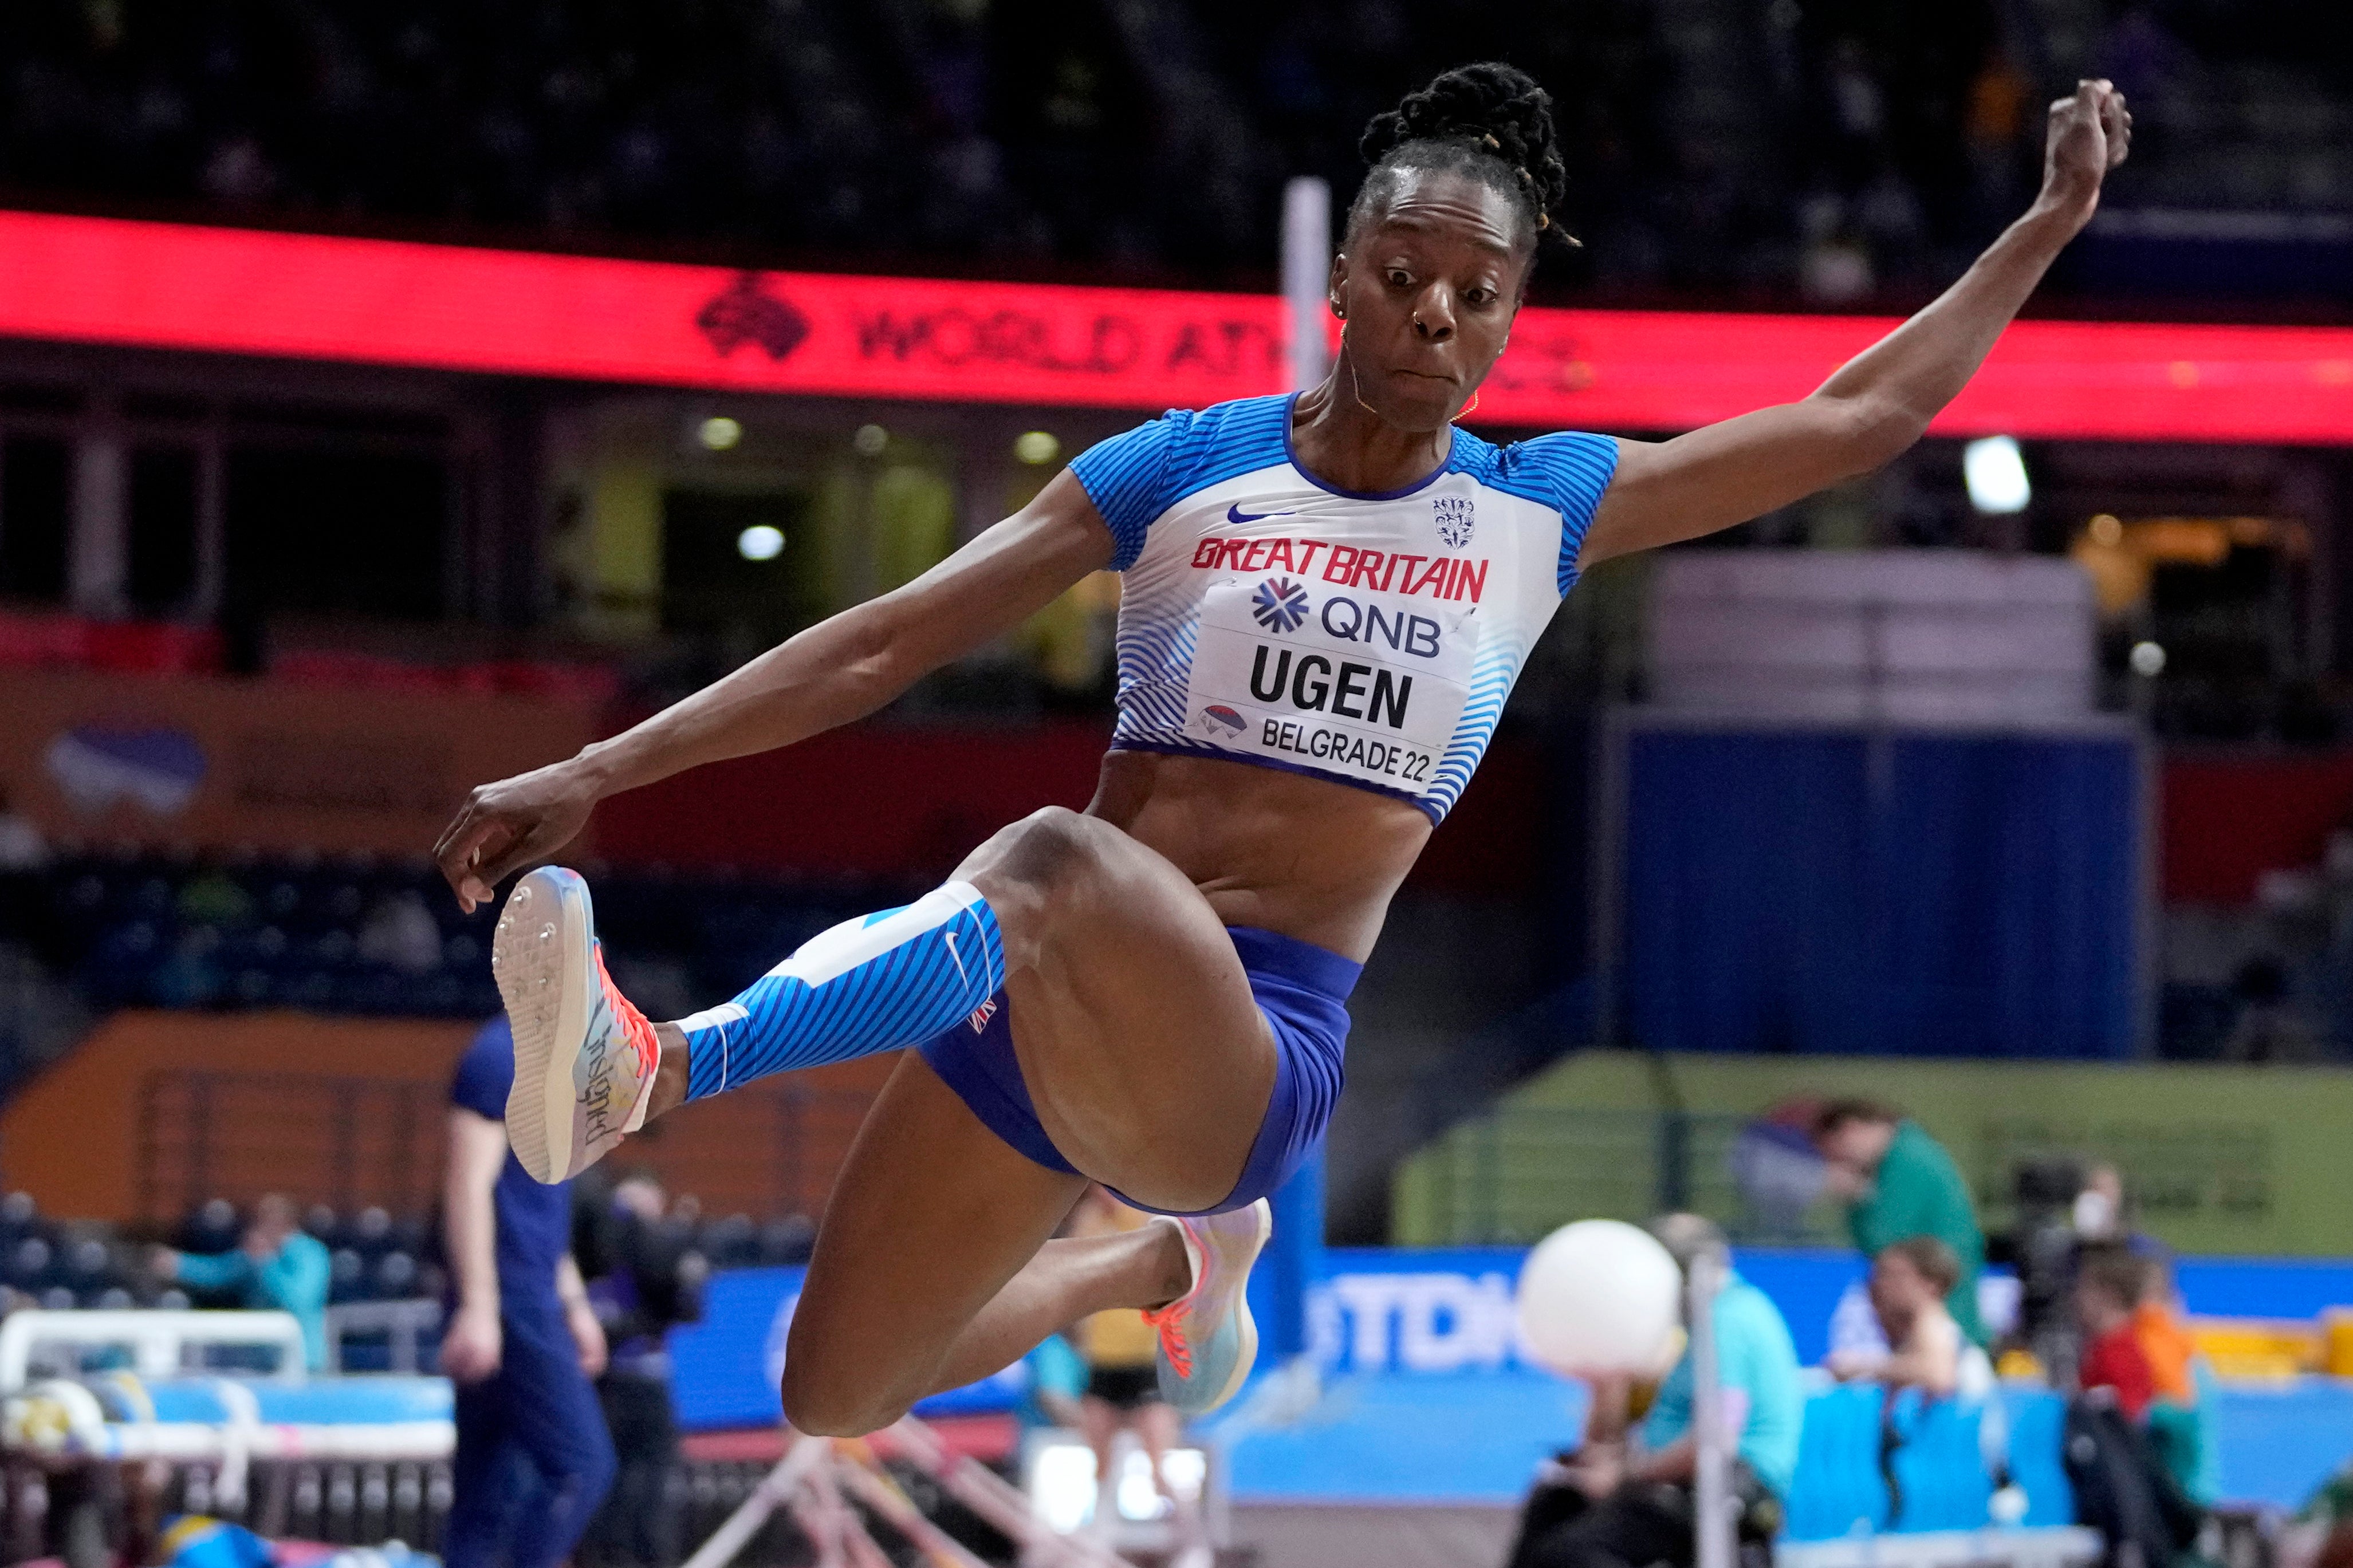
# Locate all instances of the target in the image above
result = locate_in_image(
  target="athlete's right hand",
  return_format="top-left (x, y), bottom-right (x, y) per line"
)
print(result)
top-left (434, 758), bottom-right (600, 913)
top-left (440, 1303), bottom-right (503, 1383)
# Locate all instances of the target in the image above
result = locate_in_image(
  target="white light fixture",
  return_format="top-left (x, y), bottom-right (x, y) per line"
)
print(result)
top-left (853, 423), bottom-right (888, 456)
top-left (737, 525), bottom-right (785, 561)
top-left (2130, 640), bottom-right (2166, 677)
top-left (1013, 430), bottom-right (1060, 466)
top-left (698, 415), bottom-right (742, 451)
top-left (1963, 435), bottom-right (2030, 514)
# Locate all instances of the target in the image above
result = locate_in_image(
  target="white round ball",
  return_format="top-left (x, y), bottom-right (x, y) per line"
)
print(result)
top-left (1515, 1219), bottom-right (1684, 1376)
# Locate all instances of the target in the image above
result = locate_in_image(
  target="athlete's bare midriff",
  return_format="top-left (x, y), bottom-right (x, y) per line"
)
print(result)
top-left (1084, 750), bottom-right (1432, 962)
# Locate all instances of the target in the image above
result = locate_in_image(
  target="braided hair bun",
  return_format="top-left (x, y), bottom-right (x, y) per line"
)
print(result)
top-left (1351, 62), bottom-right (1572, 247)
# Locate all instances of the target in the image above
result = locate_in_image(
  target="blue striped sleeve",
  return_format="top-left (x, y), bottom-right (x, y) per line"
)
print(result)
top-left (1517, 432), bottom-right (1622, 594)
top-left (1069, 409), bottom-right (1194, 571)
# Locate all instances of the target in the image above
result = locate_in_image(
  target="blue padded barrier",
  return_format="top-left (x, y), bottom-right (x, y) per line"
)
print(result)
top-left (133, 1377), bottom-right (453, 1426)
top-left (1748, 1384), bottom-right (2075, 1541)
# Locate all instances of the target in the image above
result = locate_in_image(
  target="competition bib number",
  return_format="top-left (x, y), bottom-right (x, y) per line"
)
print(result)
top-left (1182, 576), bottom-right (1478, 795)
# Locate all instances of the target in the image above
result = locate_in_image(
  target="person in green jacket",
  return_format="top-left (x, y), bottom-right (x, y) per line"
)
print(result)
top-left (1812, 1100), bottom-right (1987, 1346)
top-left (149, 1193), bottom-right (332, 1371)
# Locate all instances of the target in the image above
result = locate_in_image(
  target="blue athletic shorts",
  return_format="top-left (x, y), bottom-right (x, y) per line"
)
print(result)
top-left (916, 925), bottom-right (1359, 1216)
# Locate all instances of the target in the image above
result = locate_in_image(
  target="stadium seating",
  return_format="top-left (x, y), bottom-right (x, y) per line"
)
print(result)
top-left (26, 0), bottom-right (2335, 302)
top-left (25, 849), bottom-right (919, 1033)
top-left (0, 1192), bottom-right (813, 1319)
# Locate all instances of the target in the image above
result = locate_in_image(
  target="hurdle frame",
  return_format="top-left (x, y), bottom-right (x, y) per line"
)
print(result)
top-left (678, 1417), bottom-right (1139, 1568)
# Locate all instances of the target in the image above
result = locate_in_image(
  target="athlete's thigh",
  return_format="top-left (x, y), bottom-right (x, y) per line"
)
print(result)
top-left (962, 811), bottom-right (1275, 1212)
top-left (784, 1050), bottom-right (1087, 1433)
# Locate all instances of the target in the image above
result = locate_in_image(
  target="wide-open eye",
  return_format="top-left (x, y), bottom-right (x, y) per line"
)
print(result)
top-left (1384, 266), bottom-right (1413, 288)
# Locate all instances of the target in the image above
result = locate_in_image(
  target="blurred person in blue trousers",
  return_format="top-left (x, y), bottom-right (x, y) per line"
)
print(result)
top-left (442, 1017), bottom-right (616, 1568)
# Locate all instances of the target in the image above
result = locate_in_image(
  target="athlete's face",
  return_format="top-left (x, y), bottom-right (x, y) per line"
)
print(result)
top-left (1331, 170), bottom-right (1531, 433)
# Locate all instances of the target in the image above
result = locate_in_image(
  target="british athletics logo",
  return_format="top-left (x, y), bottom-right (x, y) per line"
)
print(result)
top-left (1432, 495), bottom-right (1475, 549)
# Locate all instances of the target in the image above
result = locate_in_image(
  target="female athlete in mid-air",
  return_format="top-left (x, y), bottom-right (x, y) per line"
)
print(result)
top-left (435, 62), bottom-right (2128, 1435)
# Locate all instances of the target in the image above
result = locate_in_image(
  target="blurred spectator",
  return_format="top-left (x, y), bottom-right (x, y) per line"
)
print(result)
top-left (1017, 1331), bottom-right (1088, 1436)
top-left (357, 889), bottom-right (443, 975)
top-left (2281, 1458), bottom-right (2353, 1568)
top-left (1506, 1215), bottom-right (1800, 1568)
top-left (2074, 1162), bottom-right (2174, 1268)
top-left (2006, 1157), bottom-right (2167, 1387)
top-left (2062, 1247), bottom-right (2208, 1566)
top-left (2224, 956), bottom-right (2324, 1061)
top-left (577, 1169), bottom-right (705, 1568)
top-left (1830, 1236), bottom-right (1964, 1397)
top-left (0, 786), bottom-right (47, 959)
top-left (443, 1016), bottom-right (615, 1568)
top-left (2126, 1253), bottom-right (2217, 1502)
top-left (0, 787), bottom-right (47, 871)
top-left (2000, 1155), bottom-right (2088, 1382)
top-left (149, 1192), bottom-right (330, 1370)
top-left (2074, 1244), bottom-right (2157, 1421)
top-left (1812, 1100), bottom-right (1987, 1345)
top-left (1832, 1237), bottom-right (2015, 1526)
top-left (2072, 1163), bottom-right (2126, 1243)
top-left (1799, 206), bottom-right (1876, 302)
top-left (2127, 1253), bottom-right (2196, 1409)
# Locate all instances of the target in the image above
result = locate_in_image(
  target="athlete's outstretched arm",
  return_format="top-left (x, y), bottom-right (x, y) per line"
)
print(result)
top-left (435, 471), bottom-right (1113, 908)
top-left (1577, 80), bottom-right (2131, 568)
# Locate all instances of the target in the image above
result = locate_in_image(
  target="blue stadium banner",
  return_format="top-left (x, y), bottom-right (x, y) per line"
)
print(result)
top-left (665, 1266), bottom-right (1026, 1431)
top-left (662, 1249), bottom-right (2353, 1428)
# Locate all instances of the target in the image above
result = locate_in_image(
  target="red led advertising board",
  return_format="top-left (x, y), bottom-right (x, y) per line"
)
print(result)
top-left (4, 207), bottom-right (2353, 442)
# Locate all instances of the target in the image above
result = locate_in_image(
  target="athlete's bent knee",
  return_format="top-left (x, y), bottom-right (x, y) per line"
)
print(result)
top-left (975, 805), bottom-right (1115, 902)
top-left (1005, 805), bottom-right (1103, 880)
top-left (778, 1362), bottom-right (911, 1439)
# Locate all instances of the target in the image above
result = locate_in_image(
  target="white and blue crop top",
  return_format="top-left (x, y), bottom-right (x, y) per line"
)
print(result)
top-left (1070, 392), bottom-right (1619, 825)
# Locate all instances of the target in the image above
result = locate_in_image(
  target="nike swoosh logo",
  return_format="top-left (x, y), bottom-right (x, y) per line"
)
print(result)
top-left (1227, 504), bottom-right (1289, 525)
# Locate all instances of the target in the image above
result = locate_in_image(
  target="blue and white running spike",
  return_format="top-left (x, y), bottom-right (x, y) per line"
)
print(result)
top-left (491, 868), bottom-right (659, 1184)
top-left (1143, 1199), bottom-right (1272, 1417)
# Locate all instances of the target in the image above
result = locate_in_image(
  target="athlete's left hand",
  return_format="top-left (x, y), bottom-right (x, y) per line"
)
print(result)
top-left (2038, 78), bottom-right (2131, 222)
top-left (434, 757), bottom-right (601, 912)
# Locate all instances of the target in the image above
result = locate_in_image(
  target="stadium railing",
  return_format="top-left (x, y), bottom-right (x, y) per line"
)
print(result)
top-left (1398, 1102), bottom-right (1823, 1247)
